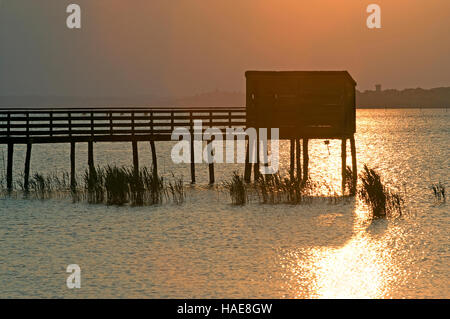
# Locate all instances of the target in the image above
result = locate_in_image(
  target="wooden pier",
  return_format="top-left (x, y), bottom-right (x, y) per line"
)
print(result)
top-left (0, 71), bottom-right (359, 195)
top-left (0, 107), bottom-right (246, 191)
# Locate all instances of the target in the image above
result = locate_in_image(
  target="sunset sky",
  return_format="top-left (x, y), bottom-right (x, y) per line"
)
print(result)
top-left (1, 0), bottom-right (449, 97)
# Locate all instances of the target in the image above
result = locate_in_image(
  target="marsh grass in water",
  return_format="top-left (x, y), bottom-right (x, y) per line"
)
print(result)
top-left (430, 182), bottom-right (446, 203)
top-left (103, 166), bottom-right (128, 206)
top-left (84, 166), bottom-right (105, 204)
top-left (224, 171), bottom-right (247, 205)
top-left (223, 172), bottom-right (345, 206)
top-left (345, 166), bottom-right (356, 196)
top-left (167, 173), bottom-right (185, 205)
top-left (358, 164), bottom-right (404, 219)
top-left (0, 163), bottom-right (183, 206)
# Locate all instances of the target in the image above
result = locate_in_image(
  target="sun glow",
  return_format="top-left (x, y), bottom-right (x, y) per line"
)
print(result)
top-left (281, 203), bottom-right (404, 299)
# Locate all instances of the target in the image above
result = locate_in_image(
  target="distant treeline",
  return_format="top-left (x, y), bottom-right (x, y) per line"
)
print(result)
top-left (1, 87), bottom-right (449, 108)
top-left (357, 87), bottom-right (450, 108)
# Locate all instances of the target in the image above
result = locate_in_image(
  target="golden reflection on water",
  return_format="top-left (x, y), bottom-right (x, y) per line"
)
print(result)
top-left (282, 204), bottom-right (403, 299)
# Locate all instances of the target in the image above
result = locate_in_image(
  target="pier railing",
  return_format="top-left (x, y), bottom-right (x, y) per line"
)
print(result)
top-left (0, 107), bottom-right (247, 143)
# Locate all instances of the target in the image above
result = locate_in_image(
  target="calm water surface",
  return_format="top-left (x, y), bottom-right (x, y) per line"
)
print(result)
top-left (0, 109), bottom-right (448, 298)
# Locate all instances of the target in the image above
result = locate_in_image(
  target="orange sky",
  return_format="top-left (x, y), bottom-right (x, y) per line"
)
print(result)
top-left (1, 0), bottom-right (449, 96)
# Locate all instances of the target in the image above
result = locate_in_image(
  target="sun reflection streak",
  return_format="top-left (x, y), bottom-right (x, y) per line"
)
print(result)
top-left (281, 204), bottom-right (404, 299)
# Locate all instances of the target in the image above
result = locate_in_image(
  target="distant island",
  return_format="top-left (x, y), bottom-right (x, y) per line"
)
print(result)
top-left (1, 86), bottom-right (449, 108)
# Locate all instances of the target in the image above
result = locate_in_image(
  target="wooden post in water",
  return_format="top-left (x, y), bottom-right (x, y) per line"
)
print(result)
top-left (341, 138), bottom-right (347, 195)
top-left (302, 139), bottom-right (309, 184)
top-left (244, 138), bottom-right (252, 183)
top-left (350, 135), bottom-right (357, 196)
top-left (208, 137), bottom-right (215, 185)
top-left (190, 133), bottom-right (196, 184)
top-left (296, 139), bottom-right (302, 180)
top-left (7, 143), bottom-right (13, 192)
top-left (290, 139), bottom-right (295, 180)
top-left (24, 143), bottom-right (32, 193)
top-left (253, 130), bottom-right (260, 181)
top-left (70, 142), bottom-right (76, 192)
top-left (150, 141), bottom-right (158, 177)
top-left (132, 141), bottom-right (139, 175)
top-left (88, 141), bottom-right (94, 174)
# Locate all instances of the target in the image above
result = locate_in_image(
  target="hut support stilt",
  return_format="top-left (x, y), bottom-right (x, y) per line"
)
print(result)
top-left (208, 138), bottom-right (215, 185)
top-left (302, 139), bottom-right (309, 183)
top-left (341, 138), bottom-right (347, 195)
top-left (290, 139), bottom-right (295, 180)
top-left (350, 135), bottom-right (357, 196)
top-left (254, 131), bottom-right (260, 181)
top-left (244, 139), bottom-right (252, 183)
top-left (296, 139), bottom-right (302, 180)
top-left (190, 134), bottom-right (196, 184)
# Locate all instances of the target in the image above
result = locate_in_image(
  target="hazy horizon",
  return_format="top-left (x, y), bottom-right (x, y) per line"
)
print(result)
top-left (1, 0), bottom-right (450, 97)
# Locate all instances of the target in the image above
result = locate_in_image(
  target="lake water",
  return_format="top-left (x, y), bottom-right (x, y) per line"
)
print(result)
top-left (0, 109), bottom-right (448, 298)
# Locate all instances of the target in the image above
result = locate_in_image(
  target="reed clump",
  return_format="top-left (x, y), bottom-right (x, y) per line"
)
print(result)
top-left (141, 167), bottom-right (164, 205)
top-left (84, 166), bottom-right (105, 204)
top-left (103, 166), bottom-right (128, 205)
top-left (223, 172), bottom-right (337, 206)
top-left (86, 165), bottom-right (174, 206)
top-left (167, 173), bottom-right (185, 205)
top-left (430, 182), bottom-right (446, 203)
top-left (358, 164), bottom-right (404, 219)
top-left (345, 166), bottom-right (356, 196)
top-left (224, 171), bottom-right (247, 205)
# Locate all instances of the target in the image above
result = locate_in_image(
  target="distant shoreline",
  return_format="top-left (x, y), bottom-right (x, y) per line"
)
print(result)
top-left (1, 85), bottom-right (449, 109)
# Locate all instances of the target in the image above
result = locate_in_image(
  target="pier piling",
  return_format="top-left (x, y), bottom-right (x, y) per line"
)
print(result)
top-left (350, 136), bottom-right (357, 196)
top-left (24, 143), bottom-right (32, 192)
top-left (7, 143), bottom-right (13, 192)
top-left (341, 138), bottom-right (347, 195)
top-left (150, 141), bottom-right (158, 176)
top-left (132, 141), bottom-right (139, 175)
top-left (70, 142), bottom-right (76, 192)
top-left (244, 139), bottom-right (252, 183)
top-left (88, 141), bottom-right (94, 173)
top-left (302, 139), bottom-right (309, 184)
top-left (190, 134), bottom-right (196, 184)
top-left (253, 130), bottom-right (261, 181)
top-left (290, 139), bottom-right (295, 180)
top-left (296, 139), bottom-right (302, 179)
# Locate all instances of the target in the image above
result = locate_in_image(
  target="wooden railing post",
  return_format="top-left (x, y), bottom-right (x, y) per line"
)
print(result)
top-left (90, 111), bottom-right (94, 137)
top-left (109, 112), bottom-right (113, 136)
top-left (131, 111), bottom-right (135, 136)
top-left (7, 112), bottom-right (10, 137)
top-left (26, 112), bottom-right (30, 138)
top-left (68, 112), bottom-right (72, 137)
top-left (49, 112), bottom-right (53, 137)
